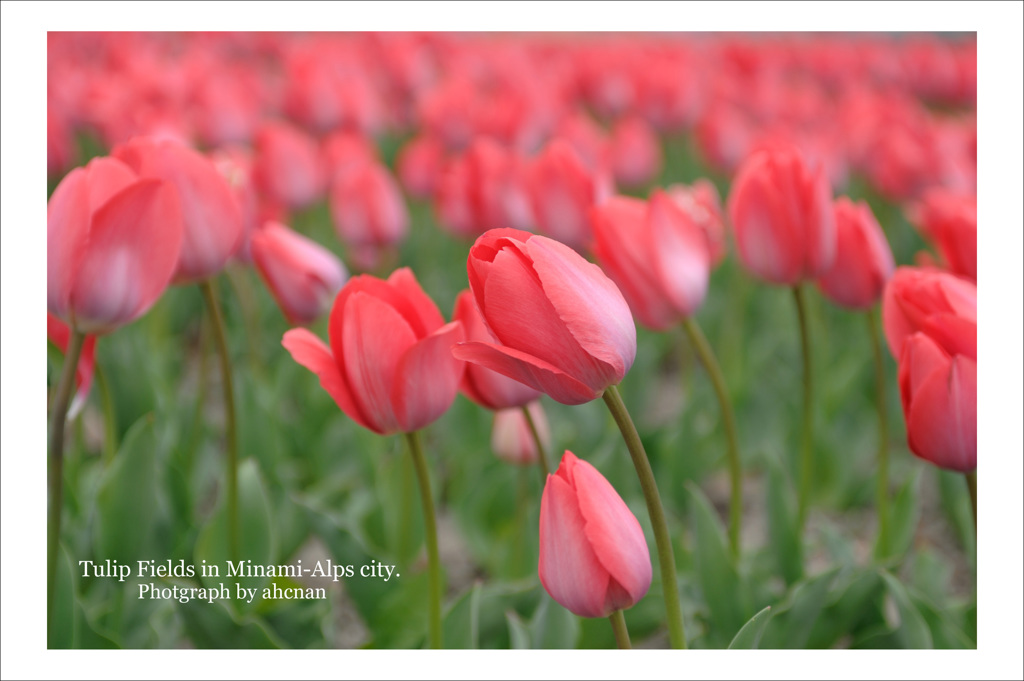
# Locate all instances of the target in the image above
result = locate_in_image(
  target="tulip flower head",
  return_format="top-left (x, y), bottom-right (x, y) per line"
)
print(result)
top-left (47, 155), bottom-right (184, 334)
top-left (881, 266), bottom-right (976, 359)
top-left (282, 268), bottom-right (465, 435)
top-left (491, 401), bottom-right (550, 466)
top-left (539, 451), bottom-right (652, 618)
top-left (329, 160), bottom-right (409, 272)
top-left (452, 228), bottom-right (636, 406)
top-left (666, 179), bottom-right (727, 266)
top-left (816, 197), bottom-right (895, 310)
top-left (906, 189), bottom-right (977, 282)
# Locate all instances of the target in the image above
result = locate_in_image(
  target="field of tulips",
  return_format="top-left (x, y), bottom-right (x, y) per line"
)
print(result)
top-left (33, 27), bottom-right (995, 657)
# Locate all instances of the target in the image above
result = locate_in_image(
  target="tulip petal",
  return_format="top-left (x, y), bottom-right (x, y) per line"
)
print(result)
top-left (282, 328), bottom-right (375, 433)
top-left (572, 457), bottom-right (652, 608)
top-left (907, 355), bottom-right (977, 472)
top-left (539, 472), bottom-right (611, 618)
top-left (526, 236), bottom-right (637, 383)
top-left (47, 167), bottom-right (90, 316)
top-left (649, 191), bottom-right (709, 318)
top-left (82, 157), bottom-right (137, 213)
top-left (387, 267), bottom-right (445, 335)
top-left (70, 180), bottom-right (183, 334)
top-left (392, 321), bottom-right (465, 432)
top-left (342, 291), bottom-right (417, 434)
top-left (452, 341), bottom-right (598, 405)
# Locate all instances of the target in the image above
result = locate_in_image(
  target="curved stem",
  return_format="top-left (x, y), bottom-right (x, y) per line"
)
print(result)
top-left (682, 317), bottom-right (743, 562)
top-left (793, 285), bottom-right (815, 533)
top-left (609, 609), bottom-right (632, 649)
top-left (964, 471), bottom-right (977, 532)
top-left (868, 309), bottom-right (890, 559)
top-left (521, 403), bottom-right (550, 483)
top-left (48, 327), bottom-right (86, 629)
top-left (200, 278), bottom-right (239, 562)
top-left (94, 362), bottom-right (119, 465)
top-left (405, 430), bottom-right (443, 649)
top-left (602, 385), bottom-right (687, 649)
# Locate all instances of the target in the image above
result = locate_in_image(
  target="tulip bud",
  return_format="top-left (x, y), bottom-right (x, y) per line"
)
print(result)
top-left (727, 146), bottom-right (836, 285)
top-left (527, 140), bottom-right (613, 252)
top-left (539, 451), bottom-right (651, 618)
top-left (396, 134), bottom-right (447, 199)
top-left (329, 161), bottom-right (409, 272)
top-left (816, 197), bottom-right (895, 309)
top-left (282, 268), bottom-right (465, 435)
top-left (491, 402), bottom-right (550, 466)
top-left (608, 116), bottom-right (663, 188)
top-left (47, 156), bottom-right (184, 334)
top-left (452, 228), bottom-right (636, 406)
top-left (592, 190), bottom-right (711, 331)
top-left (881, 266), bottom-right (976, 359)
top-left (253, 121), bottom-right (325, 212)
top-left (250, 221), bottom-right (348, 325)
top-left (113, 137), bottom-right (242, 283)
top-left (898, 330), bottom-right (976, 472)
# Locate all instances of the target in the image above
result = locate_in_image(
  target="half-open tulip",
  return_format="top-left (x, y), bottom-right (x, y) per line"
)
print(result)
top-left (539, 450), bottom-right (651, 618)
top-left (727, 146), bottom-right (836, 285)
top-left (592, 190), bottom-right (711, 330)
top-left (816, 197), bottom-right (895, 309)
top-left (491, 401), bottom-right (550, 466)
top-left (282, 268), bottom-right (464, 435)
top-left (47, 155), bottom-right (184, 333)
top-left (898, 329), bottom-right (976, 472)
top-left (47, 314), bottom-right (98, 419)
top-left (452, 228), bottom-right (636, 405)
top-left (881, 266), bottom-right (977, 358)
top-left (250, 221), bottom-right (348, 325)
top-left (452, 290), bottom-right (541, 410)
top-left (113, 137), bottom-right (242, 283)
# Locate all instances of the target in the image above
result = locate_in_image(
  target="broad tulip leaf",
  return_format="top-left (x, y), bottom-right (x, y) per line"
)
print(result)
top-left (687, 482), bottom-right (746, 643)
top-left (888, 470), bottom-right (922, 560)
top-left (530, 593), bottom-right (579, 649)
top-left (506, 611), bottom-right (531, 649)
top-left (766, 459), bottom-right (803, 584)
top-left (94, 416), bottom-right (159, 564)
top-left (880, 571), bottom-right (933, 649)
top-left (728, 606), bottom-right (773, 649)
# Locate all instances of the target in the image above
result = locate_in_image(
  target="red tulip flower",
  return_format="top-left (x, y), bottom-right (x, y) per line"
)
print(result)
top-left (113, 137), bottom-right (242, 283)
top-left (881, 266), bottom-right (977, 359)
top-left (727, 146), bottom-right (836, 285)
top-left (47, 155), bottom-right (184, 333)
top-left (898, 328), bottom-right (976, 472)
top-left (250, 221), bottom-right (348, 325)
top-left (329, 161), bottom-right (409, 272)
top-left (452, 290), bottom-right (541, 410)
top-left (907, 189), bottom-right (977, 282)
top-left (322, 131), bottom-right (379, 185)
top-left (592, 190), bottom-right (711, 331)
top-left (665, 180), bottom-right (727, 266)
top-left (491, 401), bottom-right (550, 466)
top-left (527, 140), bottom-right (613, 252)
top-left (396, 134), bottom-right (447, 199)
top-left (608, 116), bottom-right (663, 188)
top-left (47, 314), bottom-right (98, 419)
top-left (539, 451), bottom-right (651, 618)
top-left (282, 268), bottom-right (465, 435)
top-left (452, 228), bottom-right (636, 405)
top-left (816, 198), bottom-right (895, 310)
top-left (252, 121), bottom-right (325, 212)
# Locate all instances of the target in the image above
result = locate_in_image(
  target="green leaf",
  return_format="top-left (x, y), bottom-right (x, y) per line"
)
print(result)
top-left (506, 611), bottom-right (531, 649)
top-left (94, 416), bottom-right (159, 564)
top-left (806, 569), bottom-right (882, 648)
top-left (178, 597), bottom-right (285, 649)
top-left (728, 606), bottom-right (773, 649)
top-left (48, 544), bottom-right (77, 648)
top-left (530, 594), bottom-right (579, 649)
top-left (880, 571), bottom-right (933, 649)
top-left (443, 581), bottom-right (484, 649)
top-left (766, 460), bottom-right (803, 584)
top-left (888, 470), bottom-right (922, 560)
top-left (910, 593), bottom-right (974, 649)
top-left (760, 568), bottom-right (839, 649)
top-left (194, 459), bottom-right (275, 614)
top-left (686, 482), bottom-right (746, 644)
top-left (938, 469), bottom-right (976, 563)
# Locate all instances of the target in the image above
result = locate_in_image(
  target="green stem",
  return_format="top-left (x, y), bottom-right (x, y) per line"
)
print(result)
top-left (609, 609), bottom-right (632, 649)
top-left (200, 278), bottom-right (239, 562)
top-left (521, 403), bottom-right (550, 483)
top-left (964, 471), bottom-right (977, 532)
top-left (602, 385), bottom-right (687, 649)
top-left (868, 310), bottom-right (890, 559)
top-left (682, 317), bottom-right (743, 562)
top-left (793, 285), bottom-right (815, 533)
top-left (48, 327), bottom-right (86, 631)
top-left (405, 430), bottom-right (443, 649)
top-left (94, 362), bottom-right (119, 465)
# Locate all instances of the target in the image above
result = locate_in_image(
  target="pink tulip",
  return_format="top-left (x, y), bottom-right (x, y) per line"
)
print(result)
top-left (727, 146), bottom-right (836, 285)
top-left (329, 161), bottom-right (409, 272)
top-left (665, 179), bottom-right (727, 266)
top-left (47, 314), bottom-right (98, 419)
top-left (47, 156), bottom-right (183, 334)
top-left (491, 401), bottom-right (550, 466)
top-left (592, 190), bottom-right (711, 330)
top-left (322, 131), bottom-right (379, 185)
top-left (816, 197), bottom-right (895, 310)
top-left (396, 134), bottom-right (447, 199)
top-left (282, 268), bottom-right (465, 435)
top-left (452, 290), bottom-right (541, 410)
top-left (898, 329), bottom-right (976, 472)
top-left (906, 189), bottom-right (977, 282)
top-left (881, 266), bottom-right (977, 359)
top-left (252, 121), bottom-right (325, 212)
top-left (113, 137), bottom-right (242, 283)
top-left (527, 140), bottom-right (613, 252)
top-left (608, 116), bottom-right (663, 188)
top-left (539, 450), bottom-right (651, 618)
top-left (452, 228), bottom-right (636, 405)
top-left (210, 146), bottom-right (260, 263)
top-left (250, 221), bottom-right (348, 325)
